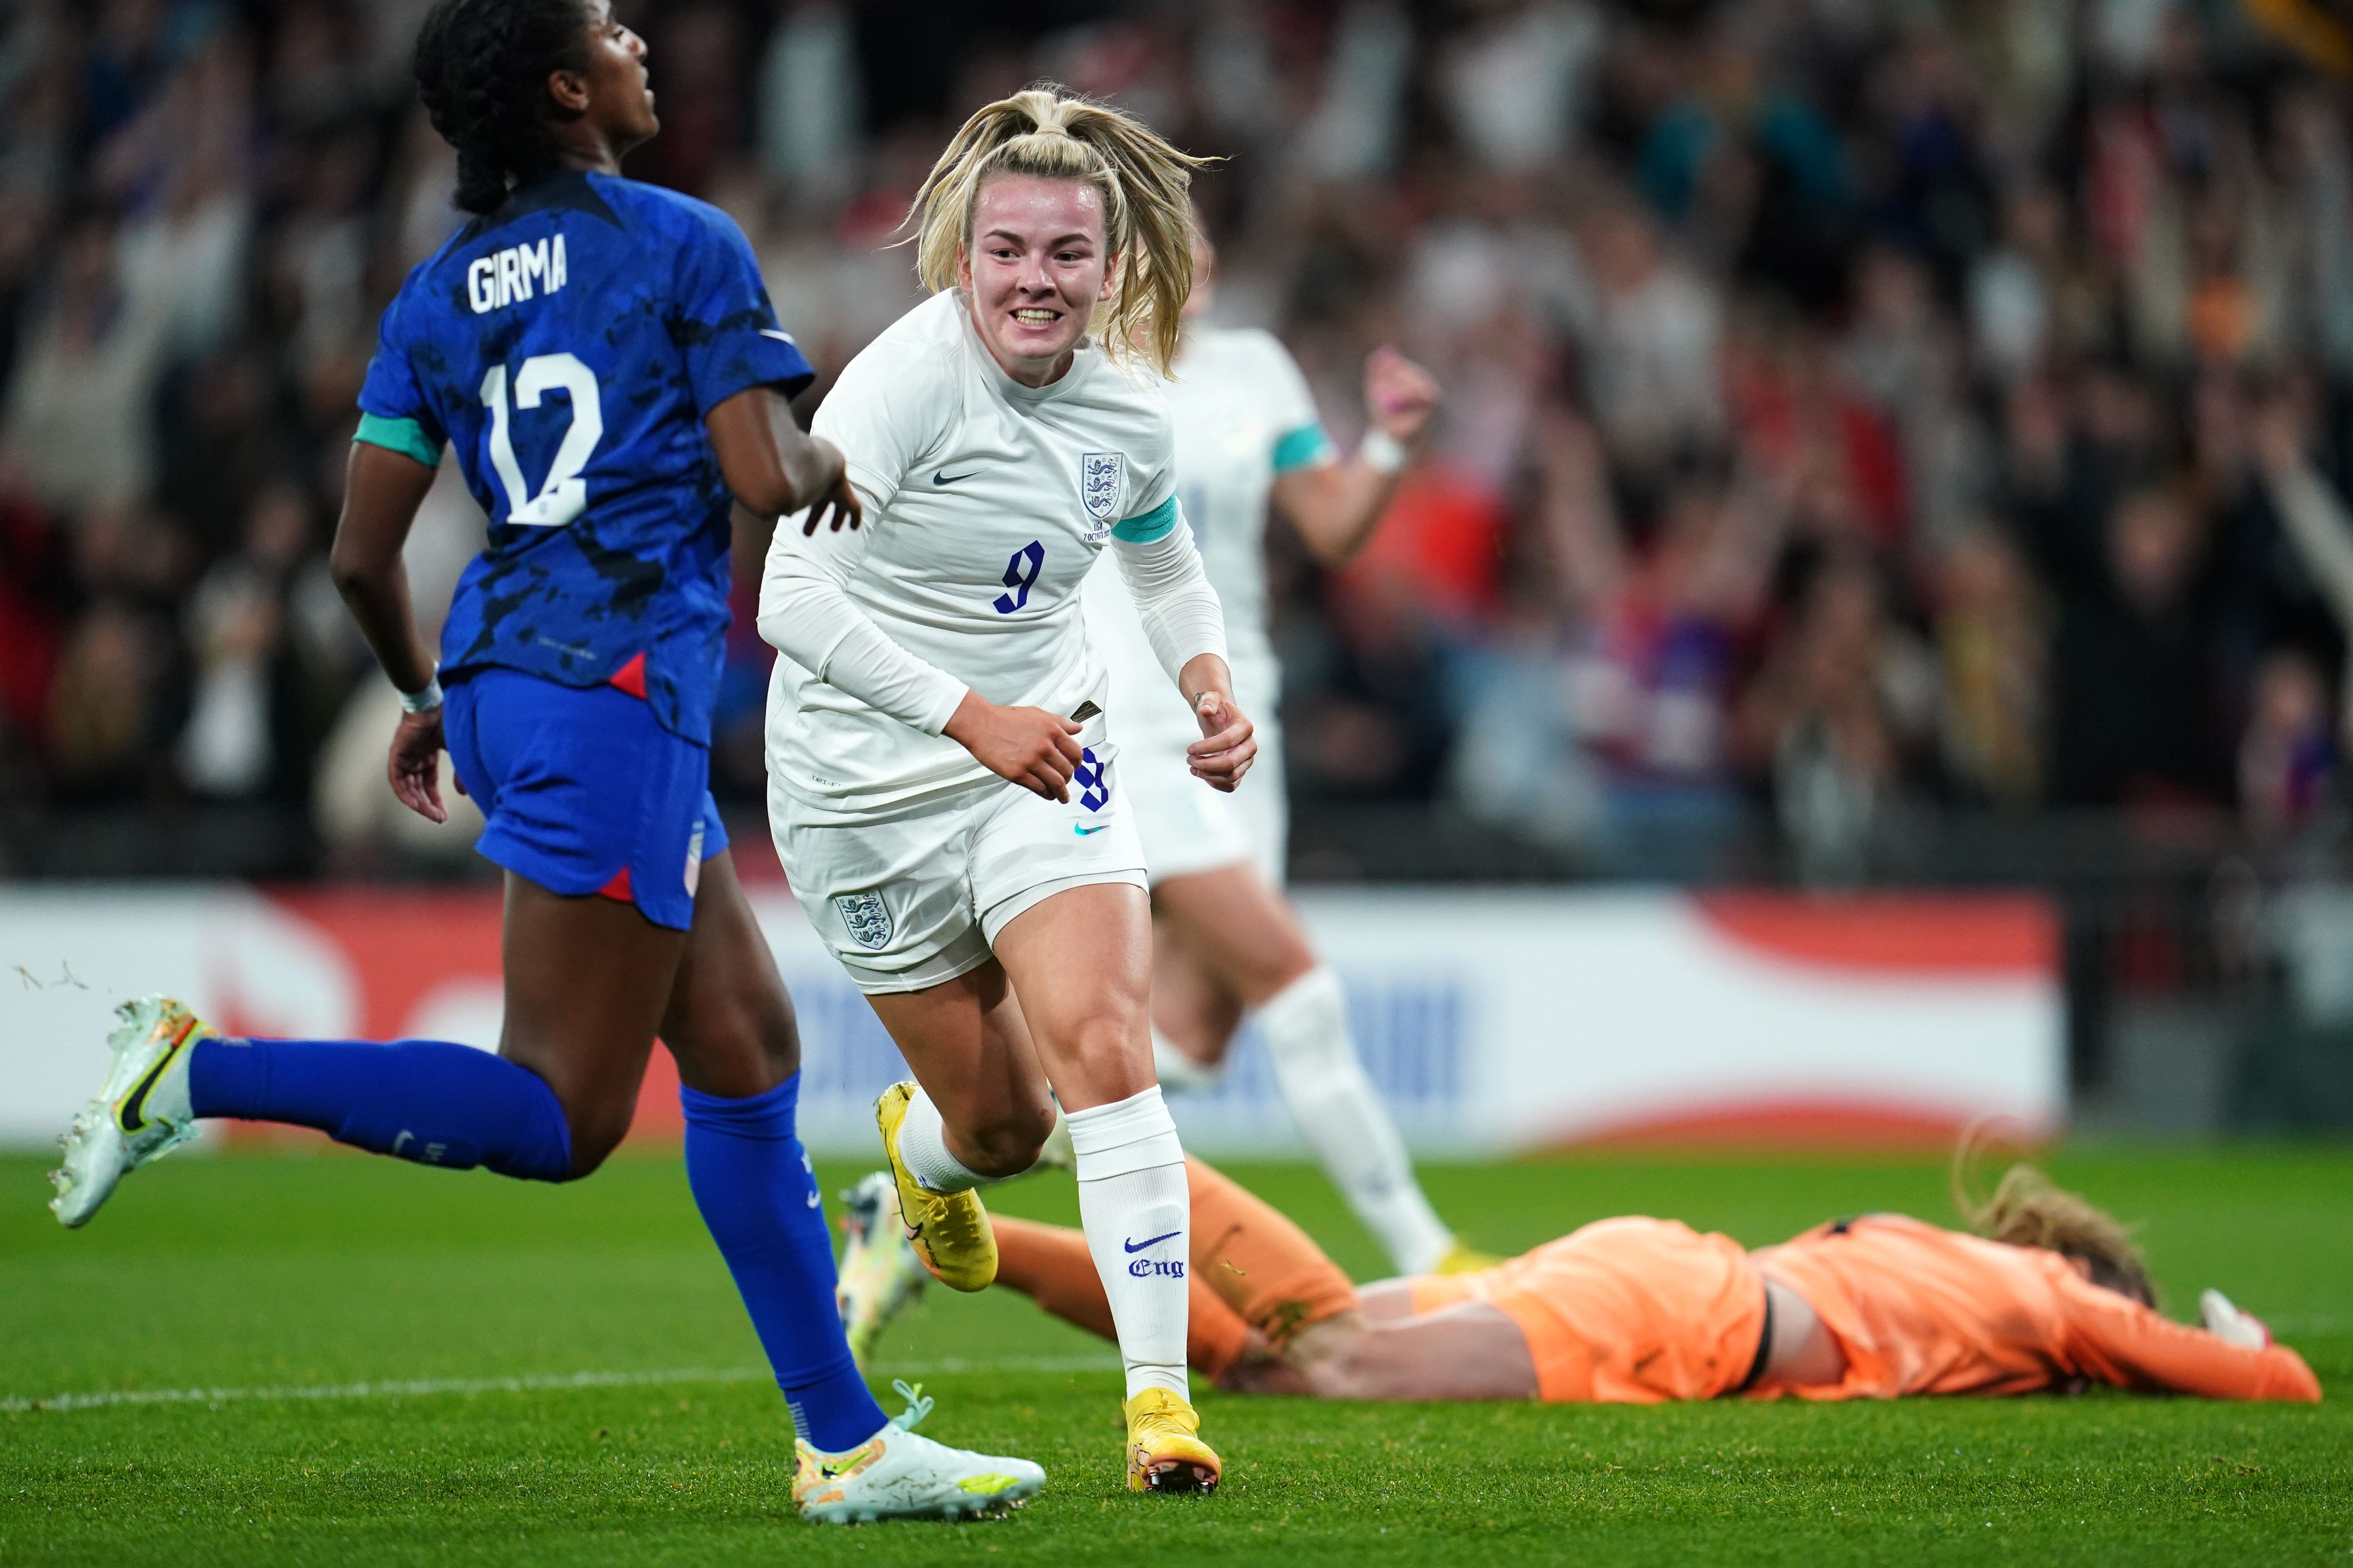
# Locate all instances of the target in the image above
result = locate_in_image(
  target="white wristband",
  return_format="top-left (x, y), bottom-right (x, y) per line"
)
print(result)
top-left (1359, 426), bottom-right (1409, 475)
top-left (399, 671), bottom-right (444, 714)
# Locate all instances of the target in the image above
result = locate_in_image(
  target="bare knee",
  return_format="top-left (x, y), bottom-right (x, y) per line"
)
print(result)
top-left (1044, 1010), bottom-right (1154, 1107)
top-left (667, 993), bottom-right (802, 1098)
top-left (948, 1094), bottom-right (1056, 1179)
top-left (554, 1094), bottom-right (637, 1179)
top-left (1230, 935), bottom-right (1317, 1008)
top-left (733, 985), bottom-right (802, 1079)
top-left (1157, 871), bottom-right (1318, 1008)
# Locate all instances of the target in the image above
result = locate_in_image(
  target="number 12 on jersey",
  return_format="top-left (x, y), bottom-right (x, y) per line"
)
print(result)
top-left (481, 352), bottom-right (603, 527)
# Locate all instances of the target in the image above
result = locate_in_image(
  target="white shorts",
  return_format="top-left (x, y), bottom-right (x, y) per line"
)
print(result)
top-left (1122, 715), bottom-right (1289, 888)
top-left (775, 748), bottom-right (1148, 994)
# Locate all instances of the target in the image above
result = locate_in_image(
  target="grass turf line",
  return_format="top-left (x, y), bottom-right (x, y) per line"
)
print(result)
top-left (1, 1146), bottom-right (2347, 1566)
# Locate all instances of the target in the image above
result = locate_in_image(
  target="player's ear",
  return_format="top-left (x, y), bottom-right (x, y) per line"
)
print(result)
top-left (547, 67), bottom-right (591, 117)
top-left (955, 243), bottom-right (972, 293)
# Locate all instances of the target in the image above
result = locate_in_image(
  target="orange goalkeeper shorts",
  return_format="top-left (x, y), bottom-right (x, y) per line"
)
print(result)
top-left (1408, 1216), bottom-right (1769, 1403)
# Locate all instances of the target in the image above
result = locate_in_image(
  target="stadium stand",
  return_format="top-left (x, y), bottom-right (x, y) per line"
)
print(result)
top-left (1, 0), bottom-right (2350, 1125)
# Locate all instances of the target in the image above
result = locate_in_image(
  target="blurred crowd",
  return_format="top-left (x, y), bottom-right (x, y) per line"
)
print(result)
top-left (8, 0), bottom-right (2353, 882)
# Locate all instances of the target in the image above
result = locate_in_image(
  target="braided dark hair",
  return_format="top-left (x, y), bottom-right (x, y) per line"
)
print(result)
top-left (414, 0), bottom-right (596, 215)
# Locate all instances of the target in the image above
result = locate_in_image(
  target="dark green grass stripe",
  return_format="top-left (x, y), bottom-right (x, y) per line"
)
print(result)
top-left (4, 1148), bottom-right (2347, 1567)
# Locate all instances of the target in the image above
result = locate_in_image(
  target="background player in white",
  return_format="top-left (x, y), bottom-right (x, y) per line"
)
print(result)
top-left (758, 88), bottom-right (1239, 1494)
top-left (1079, 223), bottom-right (1482, 1278)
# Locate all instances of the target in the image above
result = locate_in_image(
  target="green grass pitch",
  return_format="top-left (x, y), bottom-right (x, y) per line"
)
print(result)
top-left (3, 1143), bottom-right (2348, 1565)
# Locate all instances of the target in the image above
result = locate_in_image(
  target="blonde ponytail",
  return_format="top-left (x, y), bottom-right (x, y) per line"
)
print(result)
top-left (1950, 1124), bottom-right (2157, 1307)
top-left (907, 84), bottom-right (1209, 375)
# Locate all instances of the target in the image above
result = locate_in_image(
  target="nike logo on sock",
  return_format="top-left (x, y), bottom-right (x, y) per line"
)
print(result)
top-left (1123, 1229), bottom-right (1181, 1254)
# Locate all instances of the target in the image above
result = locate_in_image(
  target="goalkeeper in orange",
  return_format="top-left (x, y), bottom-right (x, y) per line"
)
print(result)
top-left (834, 1153), bottom-right (2318, 1406)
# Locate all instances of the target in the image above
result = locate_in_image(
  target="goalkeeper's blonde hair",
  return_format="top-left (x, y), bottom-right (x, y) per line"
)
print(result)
top-left (1950, 1123), bottom-right (2156, 1307)
top-left (908, 84), bottom-right (1208, 376)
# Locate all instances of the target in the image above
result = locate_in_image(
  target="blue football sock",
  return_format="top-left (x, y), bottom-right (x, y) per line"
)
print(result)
top-left (187, 1037), bottom-right (573, 1182)
top-left (680, 1073), bottom-right (887, 1451)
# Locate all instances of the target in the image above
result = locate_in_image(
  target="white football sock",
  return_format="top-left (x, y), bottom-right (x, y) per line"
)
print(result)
top-left (896, 1085), bottom-right (1008, 1194)
top-left (1067, 1085), bottom-right (1190, 1401)
top-left (1257, 966), bottom-right (1453, 1275)
top-left (1151, 1027), bottom-right (1227, 1094)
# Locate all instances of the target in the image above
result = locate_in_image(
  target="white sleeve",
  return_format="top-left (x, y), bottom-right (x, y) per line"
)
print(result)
top-left (1257, 331), bottom-right (1327, 443)
top-left (810, 338), bottom-right (933, 519)
top-left (754, 324), bottom-right (968, 735)
top-left (757, 515), bottom-right (967, 737)
top-left (1111, 505), bottom-right (1227, 688)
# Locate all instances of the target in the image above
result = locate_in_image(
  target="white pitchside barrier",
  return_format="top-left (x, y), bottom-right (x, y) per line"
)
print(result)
top-left (0, 884), bottom-right (2063, 1154)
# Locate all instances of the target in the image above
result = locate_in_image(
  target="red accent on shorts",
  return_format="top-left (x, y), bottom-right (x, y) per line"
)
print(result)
top-left (609, 651), bottom-right (648, 699)
top-left (598, 866), bottom-right (633, 903)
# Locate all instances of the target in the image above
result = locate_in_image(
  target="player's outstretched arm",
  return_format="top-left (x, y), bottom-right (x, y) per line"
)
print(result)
top-left (1272, 345), bottom-right (1440, 569)
top-left (330, 439), bottom-right (447, 823)
top-left (705, 386), bottom-right (859, 535)
top-left (2056, 1269), bottom-right (2321, 1402)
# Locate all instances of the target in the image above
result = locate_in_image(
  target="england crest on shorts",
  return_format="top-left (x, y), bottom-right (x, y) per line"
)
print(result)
top-left (1080, 450), bottom-right (1125, 531)
top-left (834, 890), bottom-right (892, 951)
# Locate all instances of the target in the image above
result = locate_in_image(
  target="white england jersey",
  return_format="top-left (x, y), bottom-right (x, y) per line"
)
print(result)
top-left (1081, 325), bottom-right (1330, 746)
top-left (764, 289), bottom-right (1179, 815)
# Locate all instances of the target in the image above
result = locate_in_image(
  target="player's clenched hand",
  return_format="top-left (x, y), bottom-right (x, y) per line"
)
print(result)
top-left (1364, 345), bottom-right (1440, 445)
top-left (944, 691), bottom-right (1083, 802)
top-left (387, 707), bottom-right (449, 824)
top-left (1187, 691), bottom-right (1257, 794)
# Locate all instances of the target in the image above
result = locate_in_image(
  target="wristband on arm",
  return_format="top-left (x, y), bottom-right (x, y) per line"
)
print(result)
top-left (399, 669), bottom-right (444, 714)
top-left (1359, 427), bottom-right (1409, 475)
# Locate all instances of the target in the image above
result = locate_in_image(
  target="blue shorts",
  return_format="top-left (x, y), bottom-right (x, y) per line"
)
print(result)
top-left (443, 668), bottom-right (726, 931)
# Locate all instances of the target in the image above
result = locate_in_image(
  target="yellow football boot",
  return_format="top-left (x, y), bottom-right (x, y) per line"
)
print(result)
top-left (1434, 1238), bottom-right (1503, 1275)
top-left (874, 1081), bottom-right (997, 1292)
top-left (1122, 1387), bottom-right (1221, 1494)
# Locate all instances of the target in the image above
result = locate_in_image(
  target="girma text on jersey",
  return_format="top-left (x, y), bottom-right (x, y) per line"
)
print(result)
top-left (469, 235), bottom-right (569, 315)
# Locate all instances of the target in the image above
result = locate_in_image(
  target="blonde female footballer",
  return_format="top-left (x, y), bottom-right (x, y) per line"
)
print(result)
top-left (758, 88), bottom-right (1239, 1493)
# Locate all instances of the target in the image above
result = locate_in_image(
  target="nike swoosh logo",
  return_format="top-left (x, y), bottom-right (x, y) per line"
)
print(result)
top-left (1123, 1229), bottom-right (1181, 1254)
top-left (806, 1189), bottom-right (821, 1208)
top-left (760, 328), bottom-right (798, 344)
top-left (1074, 823), bottom-right (1108, 836)
top-left (117, 1019), bottom-right (198, 1133)
top-left (932, 470), bottom-right (979, 486)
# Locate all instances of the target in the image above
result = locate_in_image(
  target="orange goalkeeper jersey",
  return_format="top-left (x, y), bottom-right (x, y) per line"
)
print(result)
top-left (1750, 1213), bottom-right (2320, 1403)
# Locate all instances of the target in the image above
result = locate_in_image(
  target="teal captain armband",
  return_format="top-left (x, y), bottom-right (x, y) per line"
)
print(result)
top-left (353, 413), bottom-right (444, 471)
top-left (1110, 494), bottom-right (1180, 543)
top-left (1271, 422), bottom-right (1336, 474)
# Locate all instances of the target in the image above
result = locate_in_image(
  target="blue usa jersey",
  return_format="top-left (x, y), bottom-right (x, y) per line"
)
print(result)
top-left (356, 170), bottom-right (813, 741)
